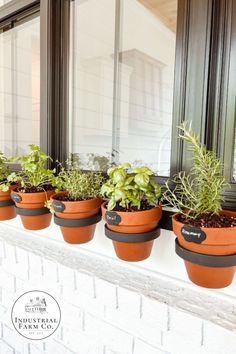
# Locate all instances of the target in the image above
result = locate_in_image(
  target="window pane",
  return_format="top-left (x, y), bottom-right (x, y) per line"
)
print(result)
top-left (69, 0), bottom-right (177, 175)
top-left (0, 16), bottom-right (40, 156)
top-left (69, 0), bottom-right (116, 170)
top-left (117, 0), bottom-right (177, 176)
top-left (233, 139), bottom-right (236, 181)
top-left (0, 0), bottom-right (12, 6)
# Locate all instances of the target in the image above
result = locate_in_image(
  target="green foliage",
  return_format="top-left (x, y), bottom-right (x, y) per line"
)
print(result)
top-left (101, 163), bottom-right (161, 211)
top-left (163, 122), bottom-right (228, 218)
top-left (54, 161), bottom-right (104, 200)
top-left (0, 152), bottom-right (10, 192)
top-left (9, 145), bottom-right (56, 191)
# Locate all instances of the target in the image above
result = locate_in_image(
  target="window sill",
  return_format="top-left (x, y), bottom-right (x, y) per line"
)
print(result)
top-left (0, 216), bottom-right (236, 331)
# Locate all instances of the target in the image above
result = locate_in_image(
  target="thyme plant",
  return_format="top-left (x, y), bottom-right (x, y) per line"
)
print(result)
top-left (163, 122), bottom-right (227, 218)
top-left (10, 145), bottom-right (56, 192)
top-left (101, 163), bottom-right (161, 211)
top-left (54, 161), bottom-right (104, 200)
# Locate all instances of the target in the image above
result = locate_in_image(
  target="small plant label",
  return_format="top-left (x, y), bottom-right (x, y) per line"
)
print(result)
top-left (106, 211), bottom-right (121, 225)
top-left (11, 193), bottom-right (22, 203)
top-left (52, 200), bottom-right (65, 213)
top-left (181, 225), bottom-right (206, 243)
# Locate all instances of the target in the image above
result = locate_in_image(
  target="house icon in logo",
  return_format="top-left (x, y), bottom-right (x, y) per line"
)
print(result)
top-left (25, 297), bottom-right (47, 313)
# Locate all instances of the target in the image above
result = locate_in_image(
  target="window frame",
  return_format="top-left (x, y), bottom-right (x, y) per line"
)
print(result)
top-left (1, 0), bottom-right (236, 229)
top-left (205, 0), bottom-right (236, 211)
top-left (0, 0), bottom-right (39, 23)
top-left (0, 0), bottom-right (70, 164)
top-left (40, 0), bottom-right (70, 164)
top-left (0, 0), bottom-right (40, 170)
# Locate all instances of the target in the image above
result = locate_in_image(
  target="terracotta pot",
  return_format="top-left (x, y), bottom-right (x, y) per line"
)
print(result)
top-left (0, 185), bottom-right (17, 221)
top-left (102, 203), bottom-right (162, 262)
top-left (172, 211), bottom-right (236, 288)
top-left (11, 188), bottom-right (55, 230)
top-left (51, 192), bottom-right (102, 244)
top-left (185, 261), bottom-right (235, 288)
top-left (172, 210), bottom-right (236, 255)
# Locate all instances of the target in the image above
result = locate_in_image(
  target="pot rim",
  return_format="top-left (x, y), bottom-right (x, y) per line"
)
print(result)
top-left (51, 191), bottom-right (102, 204)
top-left (172, 211), bottom-right (236, 231)
top-left (101, 201), bottom-right (162, 215)
top-left (11, 187), bottom-right (55, 196)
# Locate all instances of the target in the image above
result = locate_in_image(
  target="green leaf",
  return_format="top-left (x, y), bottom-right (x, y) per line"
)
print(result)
top-left (113, 169), bottom-right (126, 184)
top-left (133, 166), bottom-right (153, 175)
top-left (107, 199), bottom-right (116, 211)
top-left (123, 185), bottom-right (135, 190)
top-left (114, 188), bottom-right (126, 201)
top-left (101, 184), bottom-right (113, 196)
top-left (120, 162), bottom-right (131, 170)
top-left (134, 173), bottom-right (149, 187)
top-left (107, 166), bottom-right (116, 177)
top-left (124, 176), bottom-right (134, 185)
top-left (0, 184), bottom-right (9, 192)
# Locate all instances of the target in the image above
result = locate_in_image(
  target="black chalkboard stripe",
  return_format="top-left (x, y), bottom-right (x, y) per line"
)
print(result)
top-left (54, 213), bottom-right (101, 227)
top-left (104, 225), bottom-right (160, 243)
top-left (16, 207), bottom-right (50, 216)
top-left (0, 200), bottom-right (15, 207)
top-left (175, 239), bottom-right (236, 267)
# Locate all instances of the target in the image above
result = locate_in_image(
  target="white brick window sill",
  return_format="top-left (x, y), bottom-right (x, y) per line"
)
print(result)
top-left (0, 216), bottom-right (236, 332)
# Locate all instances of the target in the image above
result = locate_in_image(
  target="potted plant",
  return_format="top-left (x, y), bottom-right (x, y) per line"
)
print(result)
top-left (10, 145), bottom-right (56, 230)
top-left (0, 152), bottom-right (18, 220)
top-left (48, 161), bottom-right (104, 244)
top-left (164, 122), bottom-right (236, 288)
top-left (101, 163), bottom-right (162, 262)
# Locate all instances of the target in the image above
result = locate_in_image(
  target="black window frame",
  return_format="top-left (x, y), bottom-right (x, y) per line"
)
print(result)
top-left (0, 0), bottom-right (40, 170)
top-left (0, 0), bottom-right (236, 227)
top-left (205, 0), bottom-right (236, 211)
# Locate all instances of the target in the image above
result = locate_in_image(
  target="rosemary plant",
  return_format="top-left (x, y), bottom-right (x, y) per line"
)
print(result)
top-left (163, 122), bottom-right (228, 218)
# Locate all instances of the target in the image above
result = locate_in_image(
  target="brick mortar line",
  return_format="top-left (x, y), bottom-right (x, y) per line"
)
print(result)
top-left (0, 225), bottom-right (236, 331)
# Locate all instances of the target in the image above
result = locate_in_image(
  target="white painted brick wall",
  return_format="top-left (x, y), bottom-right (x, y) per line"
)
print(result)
top-left (0, 237), bottom-right (236, 354)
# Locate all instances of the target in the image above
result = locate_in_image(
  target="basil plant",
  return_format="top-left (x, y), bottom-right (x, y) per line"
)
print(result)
top-left (101, 163), bottom-right (161, 211)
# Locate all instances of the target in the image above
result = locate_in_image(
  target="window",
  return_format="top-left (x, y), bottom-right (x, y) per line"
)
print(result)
top-left (0, 8), bottom-right (40, 156)
top-left (1, 0), bottom-right (236, 223)
top-left (69, 0), bottom-right (177, 176)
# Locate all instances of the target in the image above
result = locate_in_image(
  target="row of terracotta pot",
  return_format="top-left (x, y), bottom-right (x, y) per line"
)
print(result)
top-left (1, 187), bottom-right (236, 289)
top-left (1, 187), bottom-right (162, 262)
top-left (104, 206), bottom-right (236, 290)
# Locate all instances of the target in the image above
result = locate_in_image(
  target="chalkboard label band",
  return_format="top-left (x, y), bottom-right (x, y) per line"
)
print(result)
top-left (52, 200), bottom-right (66, 213)
top-left (181, 225), bottom-right (206, 244)
top-left (105, 211), bottom-right (122, 225)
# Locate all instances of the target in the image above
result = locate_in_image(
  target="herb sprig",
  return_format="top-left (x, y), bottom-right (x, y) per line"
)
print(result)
top-left (163, 122), bottom-right (227, 218)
